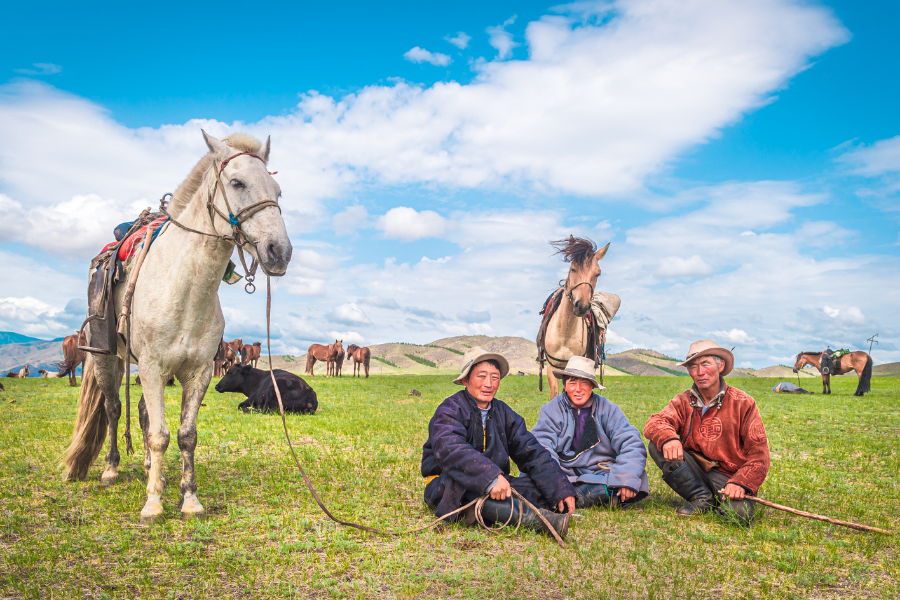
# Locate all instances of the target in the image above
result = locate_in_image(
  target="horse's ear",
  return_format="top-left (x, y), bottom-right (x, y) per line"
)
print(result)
top-left (259, 135), bottom-right (271, 163)
top-left (202, 129), bottom-right (228, 156)
top-left (594, 242), bottom-right (610, 263)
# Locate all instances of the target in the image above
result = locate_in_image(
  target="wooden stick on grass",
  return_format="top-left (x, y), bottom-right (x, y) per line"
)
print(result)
top-left (720, 490), bottom-right (892, 534)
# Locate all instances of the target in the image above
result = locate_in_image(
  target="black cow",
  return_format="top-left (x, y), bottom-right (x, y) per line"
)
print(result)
top-left (214, 364), bottom-right (318, 414)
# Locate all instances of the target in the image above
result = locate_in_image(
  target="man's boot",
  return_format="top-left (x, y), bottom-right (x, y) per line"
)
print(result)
top-left (479, 497), bottom-right (569, 540)
top-left (574, 483), bottom-right (615, 509)
top-left (662, 462), bottom-right (714, 517)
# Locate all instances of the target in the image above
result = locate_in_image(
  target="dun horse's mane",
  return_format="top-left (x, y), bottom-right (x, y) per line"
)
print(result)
top-left (168, 133), bottom-right (263, 218)
top-left (550, 236), bottom-right (597, 267)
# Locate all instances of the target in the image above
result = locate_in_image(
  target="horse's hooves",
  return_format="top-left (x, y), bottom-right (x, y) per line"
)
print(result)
top-left (140, 496), bottom-right (164, 521)
top-left (180, 493), bottom-right (205, 518)
top-left (100, 471), bottom-right (119, 485)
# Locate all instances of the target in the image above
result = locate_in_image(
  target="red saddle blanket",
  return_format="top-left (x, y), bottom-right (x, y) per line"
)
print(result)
top-left (100, 216), bottom-right (168, 261)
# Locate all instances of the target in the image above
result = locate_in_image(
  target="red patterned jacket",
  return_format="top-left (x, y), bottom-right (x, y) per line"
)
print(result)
top-left (643, 382), bottom-right (770, 494)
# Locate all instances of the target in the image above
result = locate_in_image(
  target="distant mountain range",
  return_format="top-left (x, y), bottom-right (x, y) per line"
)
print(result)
top-left (3, 330), bottom-right (897, 379)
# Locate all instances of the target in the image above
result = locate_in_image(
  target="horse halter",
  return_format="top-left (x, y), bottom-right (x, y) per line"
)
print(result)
top-left (161, 151), bottom-right (281, 294)
top-left (563, 279), bottom-right (595, 304)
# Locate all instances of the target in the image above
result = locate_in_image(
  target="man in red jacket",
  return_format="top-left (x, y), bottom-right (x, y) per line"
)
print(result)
top-left (644, 340), bottom-right (769, 524)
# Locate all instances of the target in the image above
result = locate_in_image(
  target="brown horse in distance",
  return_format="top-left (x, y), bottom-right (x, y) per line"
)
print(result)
top-left (345, 344), bottom-right (371, 378)
top-left (56, 331), bottom-right (87, 386)
top-left (793, 351), bottom-right (873, 396)
top-left (241, 342), bottom-right (262, 368)
top-left (328, 340), bottom-right (344, 376)
top-left (214, 339), bottom-right (227, 377)
top-left (306, 340), bottom-right (341, 376)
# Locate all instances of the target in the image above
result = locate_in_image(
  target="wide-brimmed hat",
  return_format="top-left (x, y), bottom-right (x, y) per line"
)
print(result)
top-left (453, 347), bottom-right (510, 385)
top-left (551, 356), bottom-right (605, 389)
top-left (678, 340), bottom-right (734, 377)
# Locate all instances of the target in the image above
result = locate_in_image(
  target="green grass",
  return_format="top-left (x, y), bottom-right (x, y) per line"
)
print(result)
top-left (404, 354), bottom-right (437, 368)
top-left (1, 375), bottom-right (898, 598)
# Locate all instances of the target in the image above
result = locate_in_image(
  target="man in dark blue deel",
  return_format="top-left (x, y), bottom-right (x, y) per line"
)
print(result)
top-left (421, 347), bottom-right (575, 539)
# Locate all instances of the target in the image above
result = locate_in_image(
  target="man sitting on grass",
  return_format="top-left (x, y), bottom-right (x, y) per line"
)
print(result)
top-left (531, 356), bottom-right (649, 509)
top-left (644, 340), bottom-right (770, 524)
top-left (421, 347), bottom-right (576, 539)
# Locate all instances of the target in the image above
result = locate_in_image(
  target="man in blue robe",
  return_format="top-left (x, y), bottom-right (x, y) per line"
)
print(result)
top-left (531, 356), bottom-right (649, 508)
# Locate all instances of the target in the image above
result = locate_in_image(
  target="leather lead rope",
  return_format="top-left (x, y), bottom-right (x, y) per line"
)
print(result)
top-left (263, 276), bottom-right (567, 547)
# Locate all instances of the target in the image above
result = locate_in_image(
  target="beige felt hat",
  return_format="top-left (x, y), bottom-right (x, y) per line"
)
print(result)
top-left (678, 340), bottom-right (734, 377)
top-left (452, 346), bottom-right (510, 385)
top-left (551, 355), bottom-right (605, 389)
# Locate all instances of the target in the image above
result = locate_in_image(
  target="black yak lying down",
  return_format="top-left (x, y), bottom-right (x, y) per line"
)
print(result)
top-left (214, 365), bottom-right (318, 414)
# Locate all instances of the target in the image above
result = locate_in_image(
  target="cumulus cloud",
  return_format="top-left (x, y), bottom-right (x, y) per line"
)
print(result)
top-left (710, 329), bottom-right (754, 344)
top-left (657, 255), bottom-right (714, 279)
top-left (403, 47), bottom-right (452, 66)
top-left (359, 295), bottom-right (400, 309)
top-left (326, 331), bottom-right (365, 345)
top-left (377, 207), bottom-right (449, 241)
top-left (445, 32), bottom-right (471, 49)
top-left (332, 205), bottom-right (370, 236)
top-left (822, 306), bottom-right (866, 325)
top-left (486, 16), bottom-right (519, 60)
top-left (329, 302), bottom-right (372, 325)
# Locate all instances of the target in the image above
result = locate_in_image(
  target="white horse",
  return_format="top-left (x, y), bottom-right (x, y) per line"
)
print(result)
top-left (63, 131), bottom-right (292, 520)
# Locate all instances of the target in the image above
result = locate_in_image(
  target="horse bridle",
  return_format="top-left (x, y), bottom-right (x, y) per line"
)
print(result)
top-left (563, 279), bottom-right (595, 304)
top-left (161, 151), bottom-right (281, 293)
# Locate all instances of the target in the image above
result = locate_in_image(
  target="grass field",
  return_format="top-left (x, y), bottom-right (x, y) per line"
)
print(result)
top-left (1, 374), bottom-right (898, 599)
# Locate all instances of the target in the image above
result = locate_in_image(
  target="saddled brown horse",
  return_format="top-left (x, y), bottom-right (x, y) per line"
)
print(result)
top-left (793, 350), bottom-right (873, 396)
top-left (345, 344), bottom-right (371, 378)
top-left (240, 342), bottom-right (261, 367)
top-left (56, 331), bottom-right (87, 386)
top-left (306, 340), bottom-right (341, 376)
top-left (536, 236), bottom-right (609, 397)
top-left (5, 365), bottom-right (30, 378)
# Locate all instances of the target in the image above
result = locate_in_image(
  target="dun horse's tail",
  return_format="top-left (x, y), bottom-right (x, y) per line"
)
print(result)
top-left (62, 356), bottom-right (108, 481)
top-left (855, 355), bottom-right (873, 396)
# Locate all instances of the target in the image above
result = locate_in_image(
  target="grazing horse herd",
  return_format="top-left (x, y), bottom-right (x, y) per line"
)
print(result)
top-left (304, 340), bottom-right (371, 378)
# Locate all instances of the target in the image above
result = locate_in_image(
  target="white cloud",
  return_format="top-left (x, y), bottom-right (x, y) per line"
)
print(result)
top-left (457, 310), bottom-right (490, 324)
top-left (332, 205), bottom-right (370, 236)
top-left (403, 47), bottom-right (452, 67)
top-left (14, 63), bottom-right (62, 75)
top-left (445, 32), bottom-right (471, 49)
top-left (837, 135), bottom-right (900, 177)
top-left (822, 306), bottom-right (866, 325)
top-left (326, 331), bottom-right (365, 345)
top-left (710, 329), bottom-right (754, 344)
top-left (487, 16), bottom-right (519, 60)
top-left (377, 207), bottom-right (449, 241)
top-left (657, 255), bottom-right (714, 279)
top-left (330, 302), bottom-right (372, 325)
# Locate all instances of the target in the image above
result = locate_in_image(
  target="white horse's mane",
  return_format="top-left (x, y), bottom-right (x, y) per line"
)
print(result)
top-left (168, 133), bottom-right (263, 218)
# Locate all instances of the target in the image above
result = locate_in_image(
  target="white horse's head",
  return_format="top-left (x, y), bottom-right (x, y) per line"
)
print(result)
top-left (202, 131), bottom-right (292, 276)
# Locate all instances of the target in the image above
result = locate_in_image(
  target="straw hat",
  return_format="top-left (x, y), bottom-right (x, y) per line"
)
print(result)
top-left (452, 347), bottom-right (510, 385)
top-left (677, 340), bottom-right (734, 377)
top-left (551, 356), bottom-right (605, 389)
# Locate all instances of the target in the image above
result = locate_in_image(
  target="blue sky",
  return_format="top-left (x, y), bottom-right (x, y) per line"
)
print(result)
top-left (1, 0), bottom-right (898, 367)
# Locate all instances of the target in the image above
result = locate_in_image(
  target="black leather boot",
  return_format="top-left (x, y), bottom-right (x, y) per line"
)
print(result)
top-left (480, 498), bottom-right (570, 540)
top-left (662, 462), bottom-right (714, 517)
top-left (574, 483), bottom-right (613, 509)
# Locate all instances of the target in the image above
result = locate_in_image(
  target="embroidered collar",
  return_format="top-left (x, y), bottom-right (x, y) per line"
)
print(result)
top-left (689, 379), bottom-right (728, 410)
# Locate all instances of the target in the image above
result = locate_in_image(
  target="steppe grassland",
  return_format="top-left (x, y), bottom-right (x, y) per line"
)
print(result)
top-left (0, 374), bottom-right (897, 599)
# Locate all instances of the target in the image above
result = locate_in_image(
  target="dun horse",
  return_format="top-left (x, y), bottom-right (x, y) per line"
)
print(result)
top-left (62, 131), bottom-right (292, 520)
top-left (537, 236), bottom-right (609, 397)
top-left (345, 344), bottom-right (371, 378)
top-left (793, 350), bottom-right (873, 396)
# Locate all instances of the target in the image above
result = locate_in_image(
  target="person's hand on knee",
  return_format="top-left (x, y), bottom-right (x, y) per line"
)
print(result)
top-left (662, 439), bottom-right (683, 461)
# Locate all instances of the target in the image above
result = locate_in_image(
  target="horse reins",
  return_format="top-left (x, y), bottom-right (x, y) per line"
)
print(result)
top-left (160, 151), bottom-right (281, 294)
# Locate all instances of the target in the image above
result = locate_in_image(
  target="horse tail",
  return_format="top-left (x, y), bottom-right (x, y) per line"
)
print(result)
top-left (856, 355), bottom-right (873, 396)
top-left (364, 350), bottom-right (370, 378)
top-left (305, 352), bottom-right (314, 375)
top-left (62, 356), bottom-right (108, 481)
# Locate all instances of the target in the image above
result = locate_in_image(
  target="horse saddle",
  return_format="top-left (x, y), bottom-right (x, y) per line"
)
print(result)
top-left (820, 353), bottom-right (834, 375)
